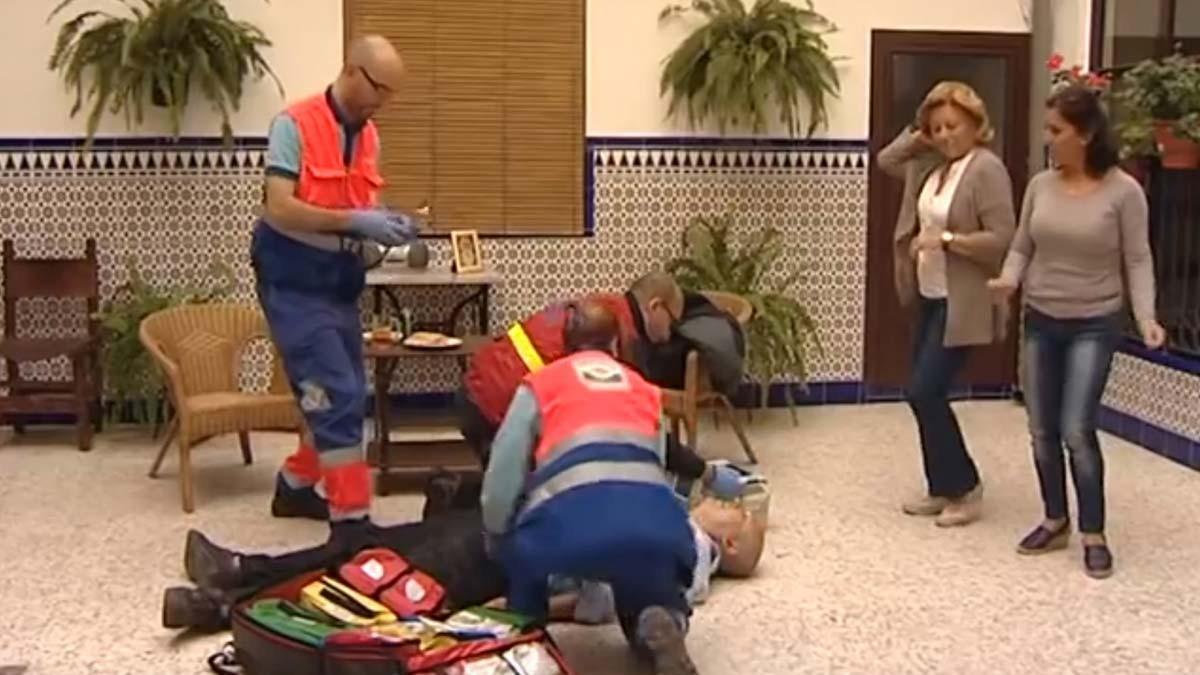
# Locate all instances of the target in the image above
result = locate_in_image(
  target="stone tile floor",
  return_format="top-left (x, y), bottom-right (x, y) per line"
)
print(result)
top-left (1, 401), bottom-right (1198, 674)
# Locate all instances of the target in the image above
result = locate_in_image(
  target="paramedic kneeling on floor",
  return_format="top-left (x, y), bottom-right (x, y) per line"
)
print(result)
top-left (251, 35), bottom-right (418, 540)
top-left (482, 300), bottom-right (701, 675)
top-left (430, 271), bottom-right (746, 514)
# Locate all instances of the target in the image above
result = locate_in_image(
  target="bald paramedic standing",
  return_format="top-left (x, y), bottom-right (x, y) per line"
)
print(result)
top-left (251, 35), bottom-right (415, 543)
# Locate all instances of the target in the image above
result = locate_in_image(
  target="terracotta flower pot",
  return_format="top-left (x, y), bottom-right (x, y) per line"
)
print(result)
top-left (1153, 121), bottom-right (1200, 169)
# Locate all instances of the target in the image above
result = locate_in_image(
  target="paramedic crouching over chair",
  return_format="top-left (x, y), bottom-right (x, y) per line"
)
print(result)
top-left (481, 300), bottom-right (701, 675)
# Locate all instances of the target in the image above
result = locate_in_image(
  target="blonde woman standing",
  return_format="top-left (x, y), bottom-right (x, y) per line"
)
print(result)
top-left (878, 81), bottom-right (1016, 527)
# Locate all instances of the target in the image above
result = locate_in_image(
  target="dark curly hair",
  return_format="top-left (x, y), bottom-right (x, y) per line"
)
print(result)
top-left (1046, 85), bottom-right (1119, 177)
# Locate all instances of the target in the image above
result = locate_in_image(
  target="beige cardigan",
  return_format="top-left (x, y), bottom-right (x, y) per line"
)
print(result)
top-left (877, 128), bottom-right (1017, 347)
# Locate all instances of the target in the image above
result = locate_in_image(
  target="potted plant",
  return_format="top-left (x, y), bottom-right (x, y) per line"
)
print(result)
top-left (48, 0), bottom-right (283, 149)
top-left (665, 214), bottom-right (821, 419)
top-left (1113, 52), bottom-right (1200, 169)
top-left (96, 258), bottom-right (236, 425)
top-left (658, 0), bottom-right (842, 136)
top-left (1114, 112), bottom-right (1158, 184)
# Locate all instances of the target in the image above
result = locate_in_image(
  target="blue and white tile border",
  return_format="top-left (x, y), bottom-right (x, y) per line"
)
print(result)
top-left (1, 134), bottom-right (1197, 470)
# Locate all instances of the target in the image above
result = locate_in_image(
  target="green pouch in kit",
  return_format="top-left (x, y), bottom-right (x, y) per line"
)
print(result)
top-left (245, 598), bottom-right (343, 647)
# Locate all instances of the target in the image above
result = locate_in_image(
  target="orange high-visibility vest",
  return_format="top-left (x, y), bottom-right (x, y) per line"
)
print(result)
top-left (288, 93), bottom-right (383, 209)
top-left (524, 350), bottom-right (662, 468)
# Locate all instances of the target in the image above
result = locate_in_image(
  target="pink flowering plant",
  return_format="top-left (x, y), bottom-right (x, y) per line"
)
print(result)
top-left (1046, 53), bottom-right (1113, 97)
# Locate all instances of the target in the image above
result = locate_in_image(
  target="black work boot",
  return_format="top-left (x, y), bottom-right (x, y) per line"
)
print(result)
top-left (271, 474), bottom-right (329, 521)
top-left (422, 470), bottom-right (461, 520)
top-left (637, 607), bottom-right (699, 675)
top-left (421, 471), bottom-right (484, 520)
top-left (328, 517), bottom-right (376, 555)
top-left (162, 586), bottom-right (232, 632)
top-left (184, 530), bottom-right (244, 590)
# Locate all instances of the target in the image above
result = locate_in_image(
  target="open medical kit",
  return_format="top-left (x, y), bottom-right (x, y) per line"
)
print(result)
top-left (209, 547), bottom-right (574, 675)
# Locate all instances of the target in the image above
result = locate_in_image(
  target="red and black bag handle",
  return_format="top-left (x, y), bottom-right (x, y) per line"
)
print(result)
top-left (207, 642), bottom-right (242, 675)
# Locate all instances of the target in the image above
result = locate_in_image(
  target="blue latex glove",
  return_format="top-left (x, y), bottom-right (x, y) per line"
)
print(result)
top-left (348, 209), bottom-right (417, 246)
top-left (706, 464), bottom-right (745, 500)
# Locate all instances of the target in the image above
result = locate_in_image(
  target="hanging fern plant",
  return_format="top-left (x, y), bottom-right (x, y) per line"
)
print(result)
top-left (48, 0), bottom-right (284, 148)
top-left (659, 0), bottom-right (842, 136)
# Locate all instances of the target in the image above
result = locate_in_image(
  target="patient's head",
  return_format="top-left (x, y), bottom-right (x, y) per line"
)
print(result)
top-left (629, 271), bottom-right (683, 344)
top-left (690, 496), bottom-right (766, 578)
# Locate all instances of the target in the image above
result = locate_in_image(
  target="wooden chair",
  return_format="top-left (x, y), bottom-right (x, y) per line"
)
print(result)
top-left (140, 302), bottom-right (300, 513)
top-left (0, 239), bottom-right (101, 451)
top-left (662, 290), bottom-right (758, 464)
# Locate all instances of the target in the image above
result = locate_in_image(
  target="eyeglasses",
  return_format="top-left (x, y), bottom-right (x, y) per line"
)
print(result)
top-left (357, 66), bottom-right (393, 95)
top-left (653, 299), bottom-right (682, 326)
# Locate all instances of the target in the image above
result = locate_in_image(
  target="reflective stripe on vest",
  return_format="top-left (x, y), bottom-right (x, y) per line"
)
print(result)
top-left (507, 322), bottom-right (545, 373)
top-left (537, 425), bottom-right (660, 471)
top-left (518, 460), bottom-right (669, 521)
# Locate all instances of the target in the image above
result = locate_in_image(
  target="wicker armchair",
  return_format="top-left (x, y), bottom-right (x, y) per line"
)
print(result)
top-left (140, 303), bottom-right (300, 513)
top-left (661, 290), bottom-right (757, 464)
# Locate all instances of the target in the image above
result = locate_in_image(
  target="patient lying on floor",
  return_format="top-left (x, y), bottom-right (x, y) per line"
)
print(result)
top-left (162, 493), bottom-right (767, 632)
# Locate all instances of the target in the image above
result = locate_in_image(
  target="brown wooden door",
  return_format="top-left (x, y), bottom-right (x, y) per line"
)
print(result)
top-left (864, 30), bottom-right (1031, 390)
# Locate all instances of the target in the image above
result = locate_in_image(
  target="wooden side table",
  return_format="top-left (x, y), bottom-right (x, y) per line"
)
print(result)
top-left (364, 335), bottom-right (491, 495)
top-left (365, 265), bottom-right (501, 335)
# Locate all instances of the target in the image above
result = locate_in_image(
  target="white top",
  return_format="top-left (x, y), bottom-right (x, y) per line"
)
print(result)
top-left (686, 517), bottom-right (721, 606)
top-left (915, 151), bottom-right (976, 299)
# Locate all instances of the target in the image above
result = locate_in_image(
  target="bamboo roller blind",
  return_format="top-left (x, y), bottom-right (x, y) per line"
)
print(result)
top-left (344, 1), bottom-right (585, 235)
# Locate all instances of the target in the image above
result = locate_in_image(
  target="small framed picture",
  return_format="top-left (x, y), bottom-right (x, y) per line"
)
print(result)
top-left (450, 229), bottom-right (483, 274)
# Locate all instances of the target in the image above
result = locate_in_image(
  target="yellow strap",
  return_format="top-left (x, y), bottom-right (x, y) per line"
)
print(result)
top-left (507, 322), bottom-right (546, 372)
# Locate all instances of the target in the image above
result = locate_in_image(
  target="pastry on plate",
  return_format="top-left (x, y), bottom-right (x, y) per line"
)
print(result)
top-left (403, 331), bottom-right (462, 349)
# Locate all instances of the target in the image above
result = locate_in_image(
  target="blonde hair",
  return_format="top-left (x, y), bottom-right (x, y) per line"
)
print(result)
top-left (917, 81), bottom-right (995, 145)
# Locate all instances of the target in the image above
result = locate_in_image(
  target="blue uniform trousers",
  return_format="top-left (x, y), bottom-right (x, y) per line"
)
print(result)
top-left (252, 222), bottom-right (370, 521)
top-left (500, 481), bottom-right (697, 643)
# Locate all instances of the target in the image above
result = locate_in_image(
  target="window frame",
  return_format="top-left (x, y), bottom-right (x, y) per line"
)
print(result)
top-left (1090, 0), bottom-right (1198, 69)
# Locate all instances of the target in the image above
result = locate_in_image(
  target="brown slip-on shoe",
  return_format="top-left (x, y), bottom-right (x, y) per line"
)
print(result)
top-left (1016, 520), bottom-right (1070, 555)
top-left (1084, 543), bottom-right (1114, 579)
top-left (935, 485), bottom-right (982, 528)
top-left (902, 496), bottom-right (949, 516)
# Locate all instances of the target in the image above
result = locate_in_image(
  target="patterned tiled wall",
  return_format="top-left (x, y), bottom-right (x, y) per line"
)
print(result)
top-left (1105, 353), bottom-right (1200, 441)
top-left (1101, 349), bottom-right (1200, 468)
top-left (0, 137), bottom-right (868, 396)
top-left (3, 136), bottom-right (1197, 464)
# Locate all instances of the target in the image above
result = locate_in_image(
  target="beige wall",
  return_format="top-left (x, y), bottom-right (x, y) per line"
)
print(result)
top-left (5, 0), bottom-right (343, 138)
top-left (589, 0), bottom-right (1030, 138)
top-left (1051, 0), bottom-right (1092, 68)
top-left (8, 0), bottom-right (1034, 140)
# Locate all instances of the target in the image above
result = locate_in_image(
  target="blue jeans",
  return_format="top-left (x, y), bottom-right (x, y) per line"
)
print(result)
top-left (1022, 308), bottom-right (1120, 534)
top-left (908, 298), bottom-right (980, 498)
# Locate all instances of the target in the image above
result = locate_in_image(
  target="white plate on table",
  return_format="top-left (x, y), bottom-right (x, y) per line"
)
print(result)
top-left (402, 332), bottom-right (464, 350)
top-left (362, 331), bottom-right (403, 343)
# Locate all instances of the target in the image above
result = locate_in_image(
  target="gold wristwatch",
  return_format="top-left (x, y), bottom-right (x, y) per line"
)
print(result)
top-left (941, 231), bottom-right (955, 249)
